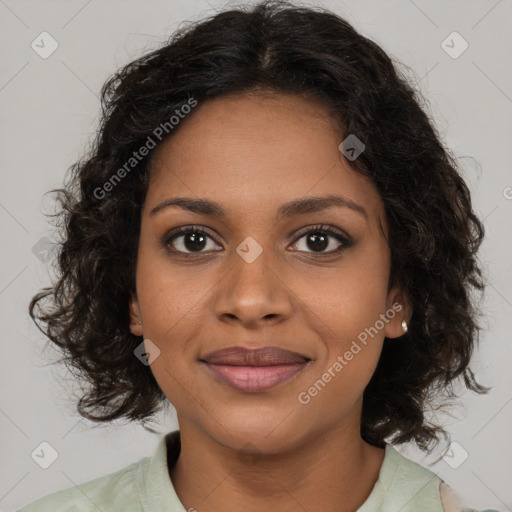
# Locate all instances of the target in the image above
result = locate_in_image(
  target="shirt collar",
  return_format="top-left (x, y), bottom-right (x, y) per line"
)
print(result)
top-left (136, 429), bottom-right (186, 511)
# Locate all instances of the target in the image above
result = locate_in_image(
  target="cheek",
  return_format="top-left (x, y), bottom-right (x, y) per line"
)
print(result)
top-left (299, 277), bottom-right (387, 417)
top-left (300, 253), bottom-right (390, 340)
top-left (134, 252), bottom-right (200, 378)
top-left (135, 244), bottom-right (210, 337)
top-left (299, 249), bottom-right (390, 387)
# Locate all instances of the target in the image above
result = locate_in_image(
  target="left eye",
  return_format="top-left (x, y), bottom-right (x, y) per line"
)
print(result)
top-left (290, 226), bottom-right (351, 254)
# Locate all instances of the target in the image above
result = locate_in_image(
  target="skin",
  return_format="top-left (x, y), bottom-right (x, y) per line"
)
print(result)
top-left (129, 90), bottom-right (411, 512)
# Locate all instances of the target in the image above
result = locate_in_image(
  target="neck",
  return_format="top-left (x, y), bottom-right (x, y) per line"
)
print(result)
top-left (169, 421), bottom-right (385, 512)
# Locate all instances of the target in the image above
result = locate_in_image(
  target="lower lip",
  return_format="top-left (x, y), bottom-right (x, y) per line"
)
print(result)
top-left (202, 362), bottom-right (309, 392)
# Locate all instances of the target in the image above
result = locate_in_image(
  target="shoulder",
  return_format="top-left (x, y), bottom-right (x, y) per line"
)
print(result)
top-left (382, 444), bottom-right (444, 507)
top-left (366, 446), bottom-right (502, 512)
top-left (440, 482), bottom-right (469, 512)
top-left (17, 457), bottom-right (149, 512)
top-left (439, 482), bottom-right (503, 512)
top-left (358, 443), bottom-right (445, 511)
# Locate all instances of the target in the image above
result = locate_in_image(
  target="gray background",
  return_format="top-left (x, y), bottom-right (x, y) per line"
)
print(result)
top-left (1, 0), bottom-right (511, 510)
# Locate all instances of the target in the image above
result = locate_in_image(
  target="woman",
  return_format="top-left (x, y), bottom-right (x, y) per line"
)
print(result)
top-left (22, 1), bottom-right (500, 510)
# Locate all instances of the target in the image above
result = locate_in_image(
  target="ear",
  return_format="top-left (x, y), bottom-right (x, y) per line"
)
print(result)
top-left (384, 285), bottom-right (413, 339)
top-left (129, 292), bottom-right (143, 337)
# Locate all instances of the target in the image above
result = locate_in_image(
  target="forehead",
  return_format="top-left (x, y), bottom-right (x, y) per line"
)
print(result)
top-left (146, 92), bottom-right (386, 230)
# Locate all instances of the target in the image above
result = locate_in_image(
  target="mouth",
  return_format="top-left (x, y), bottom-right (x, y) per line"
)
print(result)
top-left (199, 345), bottom-right (311, 393)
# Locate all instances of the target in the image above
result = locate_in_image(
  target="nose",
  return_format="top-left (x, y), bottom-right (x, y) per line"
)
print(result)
top-left (213, 245), bottom-right (294, 328)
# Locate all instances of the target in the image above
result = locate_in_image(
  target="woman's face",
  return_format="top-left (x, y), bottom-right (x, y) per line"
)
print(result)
top-left (130, 91), bottom-right (408, 453)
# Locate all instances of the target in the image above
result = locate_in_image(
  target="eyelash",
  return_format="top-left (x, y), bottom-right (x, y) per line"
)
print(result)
top-left (161, 224), bottom-right (353, 258)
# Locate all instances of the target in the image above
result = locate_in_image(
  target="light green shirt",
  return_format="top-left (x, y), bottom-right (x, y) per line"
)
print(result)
top-left (18, 430), bottom-right (501, 511)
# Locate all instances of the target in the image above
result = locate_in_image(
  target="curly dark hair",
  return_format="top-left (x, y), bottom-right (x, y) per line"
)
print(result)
top-left (29, 0), bottom-right (490, 453)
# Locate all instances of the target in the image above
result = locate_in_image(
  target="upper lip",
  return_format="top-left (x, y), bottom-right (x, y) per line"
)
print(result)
top-left (201, 346), bottom-right (310, 366)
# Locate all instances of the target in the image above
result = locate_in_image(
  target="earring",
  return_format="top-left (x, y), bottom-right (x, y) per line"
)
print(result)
top-left (401, 319), bottom-right (408, 333)
top-left (138, 321), bottom-right (142, 325)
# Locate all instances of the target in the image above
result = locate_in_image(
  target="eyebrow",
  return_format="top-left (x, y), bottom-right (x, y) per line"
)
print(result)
top-left (149, 194), bottom-right (368, 223)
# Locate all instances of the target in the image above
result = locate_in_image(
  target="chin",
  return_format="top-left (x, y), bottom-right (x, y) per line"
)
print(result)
top-left (206, 415), bottom-right (306, 455)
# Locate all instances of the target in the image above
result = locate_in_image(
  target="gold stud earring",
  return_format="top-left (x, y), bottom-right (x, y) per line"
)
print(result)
top-left (401, 319), bottom-right (408, 333)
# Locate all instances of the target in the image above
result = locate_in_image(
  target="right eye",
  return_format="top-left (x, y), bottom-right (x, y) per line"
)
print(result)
top-left (162, 226), bottom-right (223, 256)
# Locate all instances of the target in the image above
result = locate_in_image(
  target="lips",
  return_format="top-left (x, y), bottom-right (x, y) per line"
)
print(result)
top-left (200, 346), bottom-right (311, 392)
top-left (201, 346), bottom-right (309, 365)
